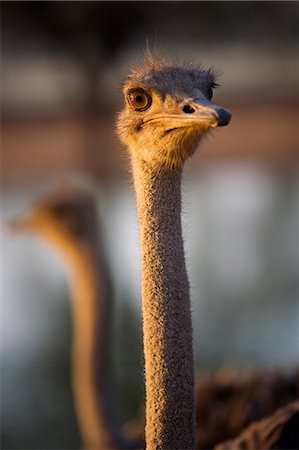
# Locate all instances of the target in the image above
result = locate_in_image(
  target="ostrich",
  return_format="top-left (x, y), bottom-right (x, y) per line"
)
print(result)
top-left (9, 187), bottom-right (140, 450)
top-left (116, 54), bottom-right (231, 449)
top-left (10, 56), bottom-right (297, 450)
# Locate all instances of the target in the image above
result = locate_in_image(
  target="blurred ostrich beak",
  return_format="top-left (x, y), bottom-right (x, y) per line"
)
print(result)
top-left (5, 215), bottom-right (30, 233)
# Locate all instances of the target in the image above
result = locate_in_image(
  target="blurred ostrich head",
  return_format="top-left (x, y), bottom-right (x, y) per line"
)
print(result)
top-left (8, 187), bottom-right (98, 248)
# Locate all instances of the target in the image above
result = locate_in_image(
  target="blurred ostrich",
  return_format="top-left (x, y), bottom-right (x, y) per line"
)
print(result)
top-left (117, 54), bottom-right (231, 449)
top-left (10, 187), bottom-right (139, 450)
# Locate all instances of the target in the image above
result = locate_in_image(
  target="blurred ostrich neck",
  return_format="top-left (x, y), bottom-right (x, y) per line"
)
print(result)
top-left (59, 241), bottom-right (126, 449)
top-left (131, 155), bottom-right (195, 449)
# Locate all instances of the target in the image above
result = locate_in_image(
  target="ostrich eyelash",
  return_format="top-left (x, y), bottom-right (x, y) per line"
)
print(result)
top-left (210, 81), bottom-right (220, 89)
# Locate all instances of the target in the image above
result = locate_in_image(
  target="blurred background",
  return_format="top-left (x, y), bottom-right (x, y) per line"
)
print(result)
top-left (1, 2), bottom-right (298, 449)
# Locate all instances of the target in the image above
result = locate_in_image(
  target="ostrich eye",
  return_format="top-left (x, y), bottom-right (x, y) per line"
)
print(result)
top-left (207, 86), bottom-right (213, 100)
top-left (127, 88), bottom-right (152, 111)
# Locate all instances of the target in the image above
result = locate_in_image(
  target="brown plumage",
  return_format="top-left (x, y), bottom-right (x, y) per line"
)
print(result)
top-left (196, 368), bottom-right (299, 449)
top-left (214, 400), bottom-right (299, 450)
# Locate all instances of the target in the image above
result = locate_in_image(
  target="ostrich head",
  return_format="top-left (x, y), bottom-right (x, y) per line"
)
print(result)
top-left (117, 55), bottom-right (231, 169)
top-left (8, 188), bottom-right (98, 249)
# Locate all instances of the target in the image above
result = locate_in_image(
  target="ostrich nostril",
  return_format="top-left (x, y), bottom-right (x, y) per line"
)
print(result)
top-left (183, 104), bottom-right (195, 114)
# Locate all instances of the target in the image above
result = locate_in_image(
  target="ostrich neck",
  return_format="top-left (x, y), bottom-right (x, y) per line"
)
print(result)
top-left (62, 242), bottom-right (135, 449)
top-left (132, 156), bottom-right (195, 450)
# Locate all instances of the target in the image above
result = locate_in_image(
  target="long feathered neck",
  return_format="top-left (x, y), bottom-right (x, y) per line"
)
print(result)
top-left (131, 155), bottom-right (195, 449)
top-left (57, 237), bottom-right (137, 449)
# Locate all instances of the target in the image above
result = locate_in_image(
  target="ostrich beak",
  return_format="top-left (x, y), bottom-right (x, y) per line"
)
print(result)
top-left (142, 96), bottom-right (231, 130)
top-left (5, 215), bottom-right (31, 233)
top-left (190, 96), bottom-right (232, 127)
